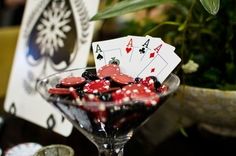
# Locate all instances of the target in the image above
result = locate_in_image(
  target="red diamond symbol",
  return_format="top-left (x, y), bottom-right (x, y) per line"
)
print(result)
top-left (149, 52), bottom-right (155, 58)
top-left (151, 68), bottom-right (155, 73)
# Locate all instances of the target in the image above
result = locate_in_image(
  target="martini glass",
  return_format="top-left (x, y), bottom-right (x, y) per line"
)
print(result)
top-left (36, 67), bottom-right (180, 156)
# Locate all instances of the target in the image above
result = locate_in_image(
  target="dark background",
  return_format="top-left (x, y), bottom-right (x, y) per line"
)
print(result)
top-left (1, 97), bottom-right (236, 156)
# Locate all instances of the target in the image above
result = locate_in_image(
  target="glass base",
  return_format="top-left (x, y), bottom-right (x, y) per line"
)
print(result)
top-left (99, 148), bottom-right (124, 156)
top-left (199, 123), bottom-right (236, 137)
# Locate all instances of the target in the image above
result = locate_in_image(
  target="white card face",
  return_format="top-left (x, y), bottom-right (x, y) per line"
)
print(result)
top-left (4, 0), bottom-right (100, 136)
top-left (92, 35), bottom-right (180, 82)
top-left (139, 37), bottom-right (175, 70)
top-left (92, 37), bottom-right (130, 74)
top-left (122, 35), bottom-right (161, 77)
top-left (137, 41), bottom-right (180, 83)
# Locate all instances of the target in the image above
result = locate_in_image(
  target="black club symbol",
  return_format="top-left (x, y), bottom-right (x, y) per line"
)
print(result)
top-left (139, 48), bottom-right (145, 54)
top-left (109, 57), bottom-right (120, 65)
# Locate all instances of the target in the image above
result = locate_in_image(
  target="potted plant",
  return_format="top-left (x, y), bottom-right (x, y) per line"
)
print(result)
top-left (91, 0), bottom-right (236, 136)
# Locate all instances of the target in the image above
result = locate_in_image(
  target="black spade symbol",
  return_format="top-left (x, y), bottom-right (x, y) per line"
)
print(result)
top-left (61, 115), bottom-right (65, 123)
top-left (46, 114), bottom-right (56, 130)
top-left (26, 0), bottom-right (78, 71)
top-left (97, 54), bottom-right (103, 60)
top-left (9, 102), bottom-right (17, 115)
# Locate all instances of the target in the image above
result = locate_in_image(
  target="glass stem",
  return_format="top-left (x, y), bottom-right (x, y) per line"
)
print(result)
top-left (98, 146), bottom-right (124, 156)
top-left (93, 132), bottom-right (133, 156)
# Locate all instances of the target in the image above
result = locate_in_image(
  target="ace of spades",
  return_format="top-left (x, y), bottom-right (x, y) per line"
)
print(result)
top-left (97, 54), bottom-right (104, 60)
top-left (95, 44), bottom-right (104, 61)
top-left (4, 0), bottom-right (100, 136)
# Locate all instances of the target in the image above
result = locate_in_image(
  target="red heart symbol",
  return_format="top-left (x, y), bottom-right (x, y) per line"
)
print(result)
top-left (126, 47), bottom-right (132, 53)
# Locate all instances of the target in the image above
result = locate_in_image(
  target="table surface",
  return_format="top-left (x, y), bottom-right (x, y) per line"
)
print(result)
top-left (1, 97), bottom-right (236, 156)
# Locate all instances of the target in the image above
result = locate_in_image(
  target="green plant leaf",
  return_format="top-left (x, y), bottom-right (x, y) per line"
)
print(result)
top-left (179, 126), bottom-right (188, 137)
top-left (91, 0), bottom-right (177, 20)
top-left (200, 0), bottom-right (220, 15)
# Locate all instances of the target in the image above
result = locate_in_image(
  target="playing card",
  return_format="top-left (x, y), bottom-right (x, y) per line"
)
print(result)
top-left (137, 40), bottom-right (180, 83)
top-left (147, 35), bottom-right (176, 52)
top-left (139, 36), bottom-right (176, 70)
top-left (121, 35), bottom-right (160, 77)
top-left (92, 37), bottom-right (130, 74)
top-left (4, 0), bottom-right (100, 136)
top-left (125, 36), bottom-right (153, 63)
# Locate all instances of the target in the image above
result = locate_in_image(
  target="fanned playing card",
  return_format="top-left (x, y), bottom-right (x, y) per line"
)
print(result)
top-left (123, 35), bottom-right (162, 77)
top-left (92, 37), bottom-right (130, 74)
top-left (137, 36), bottom-right (179, 82)
top-left (123, 35), bottom-right (153, 77)
top-left (4, 0), bottom-right (100, 136)
top-left (137, 38), bottom-right (180, 82)
top-left (92, 35), bottom-right (181, 83)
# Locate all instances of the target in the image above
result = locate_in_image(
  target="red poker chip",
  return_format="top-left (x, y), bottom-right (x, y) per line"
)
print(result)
top-left (111, 73), bottom-right (134, 85)
top-left (81, 103), bottom-right (107, 123)
top-left (83, 79), bottom-right (110, 93)
top-left (157, 84), bottom-right (169, 93)
top-left (112, 89), bottom-right (130, 104)
top-left (140, 77), bottom-right (155, 91)
top-left (60, 76), bottom-right (85, 86)
top-left (97, 64), bottom-right (120, 79)
top-left (48, 88), bottom-right (71, 94)
top-left (48, 87), bottom-right (78, 99)
top-left (103, 87), bottom-right (120, 93)
top-left (131, 91), bottom-right (160, 106)
top-left (95, 109), bottom-right (107, 123)
top-left (122, 84), bottom-right (149, 95)
top-left (69, 87), bottom-right (79, 99)
top-left (115, 84), bottom-right (158, 105)
top-left (83, 94), bottom-right (100, 102)
top-left (92, 104), bottom-right (107, 122)
top-left (112, 84), bottom-right (149, 104)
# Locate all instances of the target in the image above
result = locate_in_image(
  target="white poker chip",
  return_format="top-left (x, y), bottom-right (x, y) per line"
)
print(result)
top-left (5, 142), bottom-right (42, 156)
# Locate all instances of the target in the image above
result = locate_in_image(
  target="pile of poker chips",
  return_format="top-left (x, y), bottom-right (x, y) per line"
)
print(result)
top-left (48, 64), bottom-right (168, 135)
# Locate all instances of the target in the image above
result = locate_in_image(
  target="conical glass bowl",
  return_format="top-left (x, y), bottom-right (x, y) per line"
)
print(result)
top-left (37, 67), bottom-right (180, 156)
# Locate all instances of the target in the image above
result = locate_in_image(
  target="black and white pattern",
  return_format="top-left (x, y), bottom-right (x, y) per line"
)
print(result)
top-left (3, 0), bottom-right (99, 136)
top-left (26, 0), bottom-right (77, 71)
top-left (36, 1), bottom-right (73, 57)
top-left (74, 0), bottom-right (90, 43)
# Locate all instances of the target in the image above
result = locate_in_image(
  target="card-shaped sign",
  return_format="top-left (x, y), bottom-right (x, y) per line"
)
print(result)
top-left (4, 0), bottom-right (100, 136)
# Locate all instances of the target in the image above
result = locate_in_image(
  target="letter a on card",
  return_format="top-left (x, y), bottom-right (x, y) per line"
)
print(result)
top-left (154, 44), bottom-right (163, 53)
top-left (125, 38), bottom-right (133, 54)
